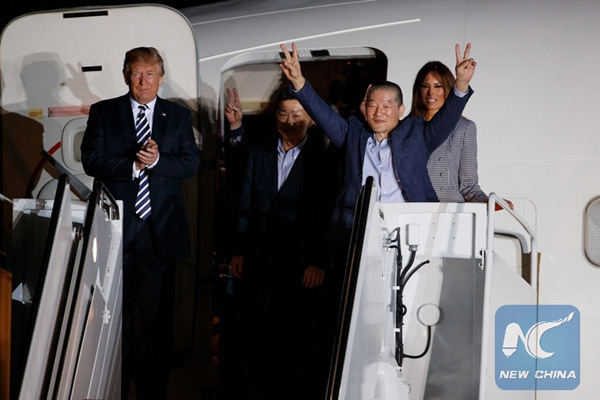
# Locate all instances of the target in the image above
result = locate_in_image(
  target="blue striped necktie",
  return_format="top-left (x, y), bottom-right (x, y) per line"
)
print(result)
top-left (135, 105), bottom-right (152, 220)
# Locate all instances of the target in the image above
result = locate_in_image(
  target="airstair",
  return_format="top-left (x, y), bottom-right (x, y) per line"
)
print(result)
top-left (5, 174), bottom-right (122, 399)
top-left (327, 178), bottom-right (538, 400)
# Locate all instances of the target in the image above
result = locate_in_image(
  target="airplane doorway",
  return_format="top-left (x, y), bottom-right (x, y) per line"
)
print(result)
top-left (214, 45), bottom-right (388, 277)
top-left (212, 46), bottom-right (387, 399)
top-left (215, 46), bottom-right (388, 251)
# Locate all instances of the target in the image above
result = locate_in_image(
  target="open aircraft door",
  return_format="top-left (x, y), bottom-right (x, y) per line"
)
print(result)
top-left (0, 5), bottom-right (201, 398)
top-left (0, 4), bottom-right (200, 201)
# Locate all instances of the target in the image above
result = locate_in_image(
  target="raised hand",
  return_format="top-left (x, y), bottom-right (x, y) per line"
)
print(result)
top-left (225, 87), bottom-right (243, 130)
top-left (455, 43), bottom-right (476, 93)
top-left (279, 43), bottom-right (306, 91)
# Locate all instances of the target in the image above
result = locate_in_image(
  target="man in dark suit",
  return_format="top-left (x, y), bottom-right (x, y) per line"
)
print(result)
top-left (280, 43), bottom-right (477, 237)
top-left (81, 47), bottom-right (199, 399)
top-left (224, 87), bottom-right (339, 399)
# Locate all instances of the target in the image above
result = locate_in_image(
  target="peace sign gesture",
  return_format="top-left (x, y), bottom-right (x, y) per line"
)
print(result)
top-left (279, 43), bottom-right (306, 91)
top-left (454, 43), bottom-right (476, 93)
top-left (225, 87), bottom-right (243, 130)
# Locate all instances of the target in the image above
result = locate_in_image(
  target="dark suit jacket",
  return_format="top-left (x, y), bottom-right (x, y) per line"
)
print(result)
top-left (81, 94), bottom-right (200, 259)
top-left (234, 130), bottom-right (339, 280)
top-left (294, 81), bottom-right (473, 232)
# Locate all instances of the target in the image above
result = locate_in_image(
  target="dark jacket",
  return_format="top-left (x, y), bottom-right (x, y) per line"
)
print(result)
top-left (234, 129), bottom-right (339, 276)
top-left (81, 94), bottom-right (200, 259)
top-left (294, 81), bottom-right (473, 233)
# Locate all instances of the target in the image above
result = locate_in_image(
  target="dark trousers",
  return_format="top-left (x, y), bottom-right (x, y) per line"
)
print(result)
top-left (122, 218), bottom-right (176, 400)
top-left (267, 281), bottom-right (329, 400)
top-left (218, 258), bottom-right (331, 400)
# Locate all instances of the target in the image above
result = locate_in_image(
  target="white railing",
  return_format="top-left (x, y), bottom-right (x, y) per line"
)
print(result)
top-left (486, 193), bottom-right (538, 290)
top-left (479, 192), bottom-right (538, 400)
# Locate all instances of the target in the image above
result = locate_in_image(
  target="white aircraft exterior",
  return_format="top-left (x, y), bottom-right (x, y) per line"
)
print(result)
top-left (1, 1), bottom-right (599, 399)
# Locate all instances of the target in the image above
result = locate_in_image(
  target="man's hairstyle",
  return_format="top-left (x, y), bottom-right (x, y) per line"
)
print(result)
top-left (409, 61), bottom-right (455, 118)
top-left (367, 81), bottom-right (403, 105)
top-left (123, 47), bottom-right (165, 79)
top-left (275, 87), bottom-right (298, 108)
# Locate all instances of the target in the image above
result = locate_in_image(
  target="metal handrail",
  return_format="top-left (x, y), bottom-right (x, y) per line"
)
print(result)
top-left (479, 192), bottom-right (539, 399)
top-left (0, 193), bottom-right (13, 204)
top-left (485, 192), bottom-right (538, 290)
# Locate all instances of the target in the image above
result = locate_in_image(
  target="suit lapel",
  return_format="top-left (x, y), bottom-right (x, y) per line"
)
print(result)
top-left (359, 126), bottom-right (371, 175)
top-left (152, 97), bottom-right (167, 144)
top-left (261, 143), bottom-right (279, 202)
top-left (118, 95), bottom-right (137, 146)
top-left (391, 122), bottom-right (411, 172)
